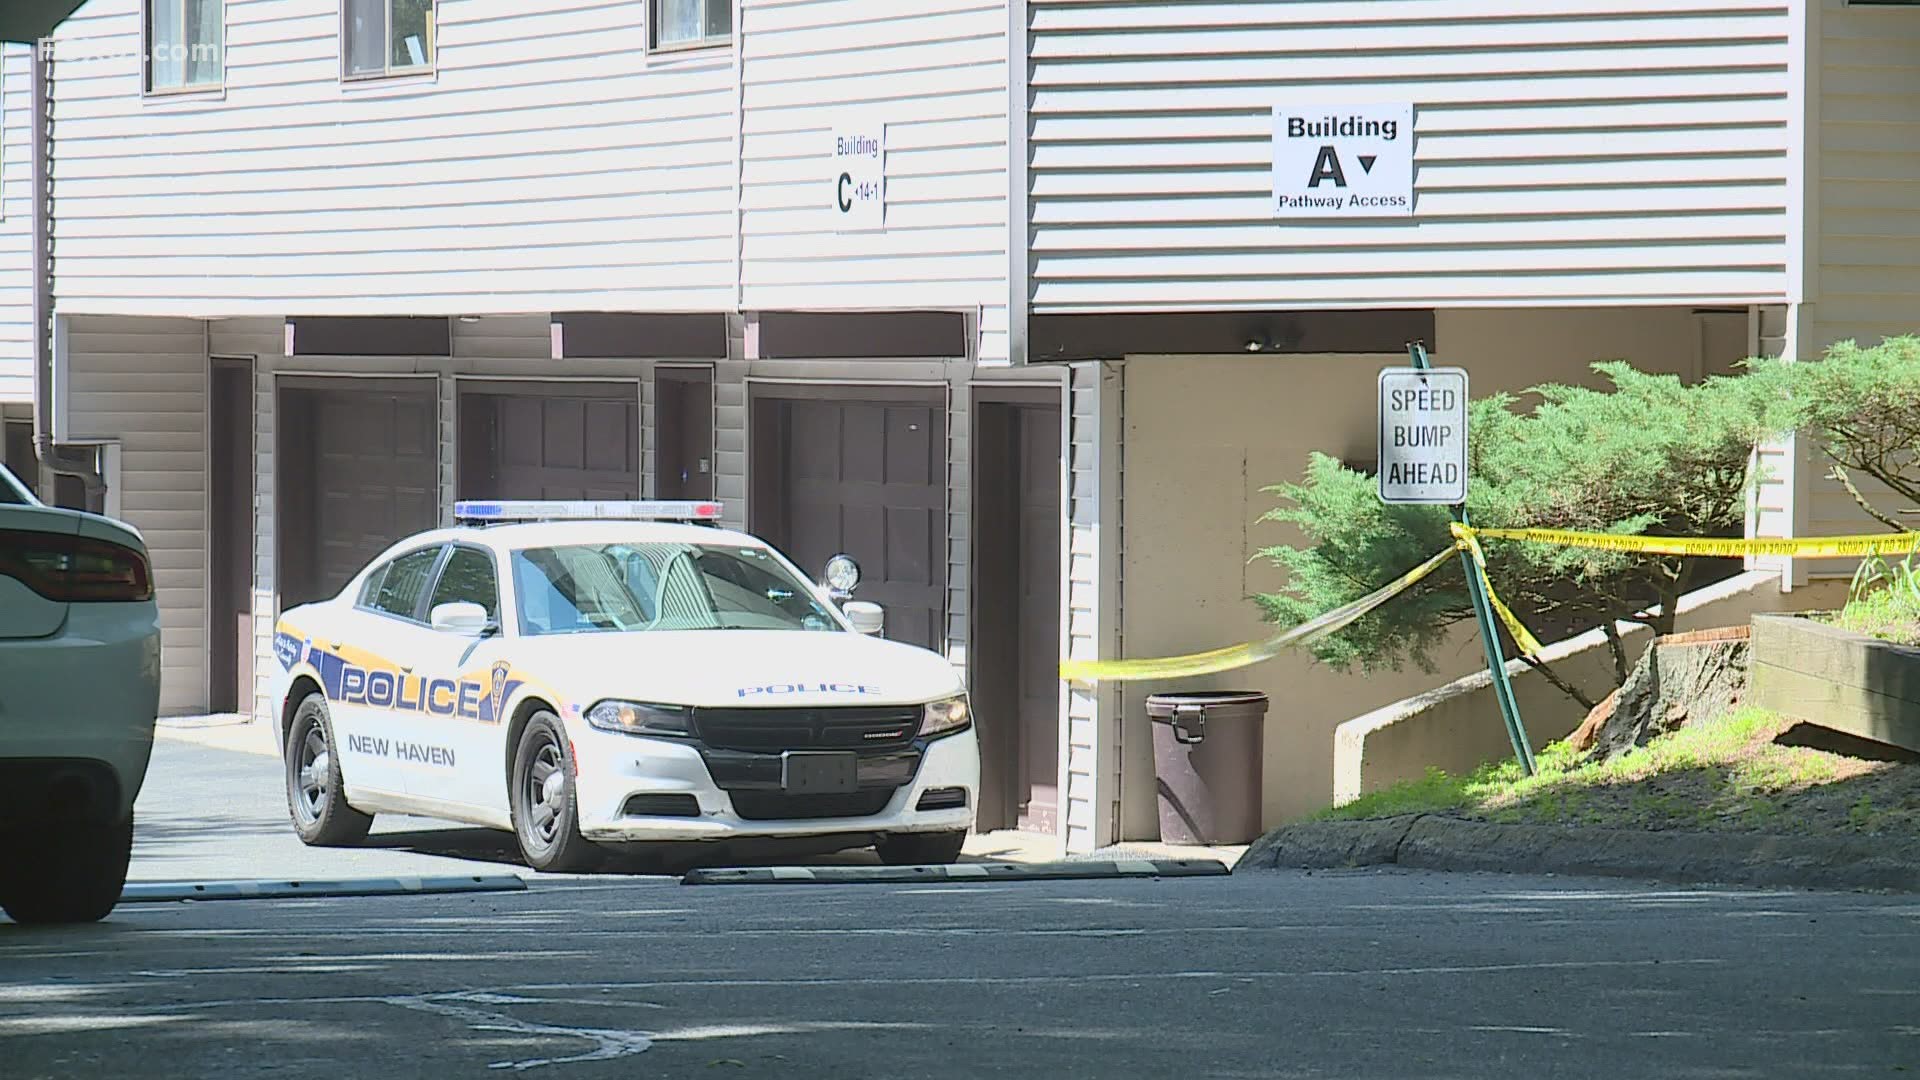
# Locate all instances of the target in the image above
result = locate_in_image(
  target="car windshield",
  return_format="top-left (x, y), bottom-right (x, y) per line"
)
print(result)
top-left (509, 541), bottom-right (842, 636)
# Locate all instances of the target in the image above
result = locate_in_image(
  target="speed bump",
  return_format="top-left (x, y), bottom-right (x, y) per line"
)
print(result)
top-left (119, 873), bottom-right (527, 903)
top-left (681, 859), bottom-right (1229, 886)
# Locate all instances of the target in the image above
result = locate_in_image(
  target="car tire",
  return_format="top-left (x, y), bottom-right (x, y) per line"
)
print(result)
top-left (285, 693), bottom-right (374, 847)
top-left (510, 712), bottom-right (601, 873)
top-left (875, 830), bottom-right (968, 866)
top-left (0, 818), bottom-right (134, 924)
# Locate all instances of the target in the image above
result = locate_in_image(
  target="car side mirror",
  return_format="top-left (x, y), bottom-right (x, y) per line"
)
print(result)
top-left (430, 601), bottom-right (491, 636)
top-left (843, 600), bottom-right (884, 636)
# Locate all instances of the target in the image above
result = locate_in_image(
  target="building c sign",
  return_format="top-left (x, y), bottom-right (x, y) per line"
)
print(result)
top-left (831, 116), bottom-right (886, 232)
top-left (1272, 103), bottom-right (1414, 219)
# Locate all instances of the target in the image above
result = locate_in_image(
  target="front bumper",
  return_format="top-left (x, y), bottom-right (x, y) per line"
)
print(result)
top-left (571, 724), bottom-right (979, 842)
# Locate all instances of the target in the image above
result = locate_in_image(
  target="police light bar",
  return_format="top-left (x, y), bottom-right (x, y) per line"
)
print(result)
top-left (454, 500), bottom-right (724, 524)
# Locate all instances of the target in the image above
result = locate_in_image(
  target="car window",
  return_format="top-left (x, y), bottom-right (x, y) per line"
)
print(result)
top-left (0, 463), bottom-right (31, 505)
top-left (428, 546), bottom-right (499, 623)
top-left (510, 542), bottom-right (839, 636)
top-left (364, 546), bottom-right (443, 621)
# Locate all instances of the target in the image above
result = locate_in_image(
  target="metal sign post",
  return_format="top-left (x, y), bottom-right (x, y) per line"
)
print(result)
top-left (1397, 343), bottom-right (1535, 776)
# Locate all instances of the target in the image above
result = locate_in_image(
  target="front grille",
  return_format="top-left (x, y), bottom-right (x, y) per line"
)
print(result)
top-left (691, 706), bottom-right (921, 754)
top-left (728, 789), bottom-right (895, 821)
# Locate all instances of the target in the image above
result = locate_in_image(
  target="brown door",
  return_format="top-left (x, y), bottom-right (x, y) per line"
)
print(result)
top-left (209, 360), bottom-right (254, 714)
top-left (655, 367), bottom-right (714, 499)
top-left (751, 386), bottom-right (946, 652)
top-left (971, 392), bottom-right (1062, 833)
top-left (278, 379), bottom-right (439, 609)
top-left (3, 420), bottom-right (33, 489)
top-left (459, 383), bottom-right (638, 501)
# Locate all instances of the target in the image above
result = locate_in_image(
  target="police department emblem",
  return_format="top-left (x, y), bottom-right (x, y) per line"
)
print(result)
top-left (490, 660), bottom-right (512, 721)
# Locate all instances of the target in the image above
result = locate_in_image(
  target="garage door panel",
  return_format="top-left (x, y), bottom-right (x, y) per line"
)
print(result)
top-left (885, 506), bottom-right (933, 586)
top-left (458, 387), bottom-right (639, 505)
top-left (584, 401), bottom-right (632, 472)
top-left (281, 380), bottom-right (440, 608)
top-left (790, 405), bottom-right (840, 479)
top-left (395, 400), bottom-right (434, 458)
top-left (885, 407), bottom-right (935, 488)
top-left (841, 405), bottom-right (886, 484)
top-left (753, 389), bottom-right (947, 653)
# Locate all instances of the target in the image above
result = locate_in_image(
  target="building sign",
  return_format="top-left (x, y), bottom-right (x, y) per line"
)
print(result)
top-left (1273, 103), bottom-right (1414, 219)
top-left (1378, 366), bottom-right (1467, 504)
top-left (830, 117), bottom-right (886, 232)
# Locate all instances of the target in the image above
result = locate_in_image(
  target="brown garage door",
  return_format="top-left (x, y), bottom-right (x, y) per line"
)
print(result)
top-left (458, 383), bottom-right (638, 501)
top-left (750, 386), bottom-right (947, 652)
top-left (278, 379), bottom-right (439, 608)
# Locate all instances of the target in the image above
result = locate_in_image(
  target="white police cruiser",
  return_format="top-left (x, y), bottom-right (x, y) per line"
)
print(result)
top-left (268, 500), bottom-right (977, 871)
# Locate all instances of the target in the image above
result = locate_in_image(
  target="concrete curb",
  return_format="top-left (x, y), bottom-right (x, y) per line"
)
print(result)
top-left (682, 859), bottom-right (1230, 886)
top-left (1235, 815), bottom-right (1920, 893)
top-left (120, 873), bottom-right (528, 903)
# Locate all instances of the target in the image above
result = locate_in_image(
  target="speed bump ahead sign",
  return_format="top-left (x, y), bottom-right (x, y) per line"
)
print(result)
top-left (1378, 367), bottom-right (1467, 505)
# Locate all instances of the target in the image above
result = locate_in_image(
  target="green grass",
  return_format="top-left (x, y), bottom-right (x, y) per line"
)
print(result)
top-left (1318, 706), bottom-right (1907, 834)
top-left (1828, 582), bottom-right (1920, 646)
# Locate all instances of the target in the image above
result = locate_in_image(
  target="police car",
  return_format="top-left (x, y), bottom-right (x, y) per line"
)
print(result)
top-left (268, 501), bottom-right (978, 871)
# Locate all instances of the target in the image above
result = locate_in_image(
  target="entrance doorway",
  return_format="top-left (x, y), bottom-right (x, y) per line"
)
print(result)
top-left (209, 359), bottom-right (254, 714)
top-left (970, 388), bottom-right (1063, 834)
top-left (655, 367), bottom-right (714, 500)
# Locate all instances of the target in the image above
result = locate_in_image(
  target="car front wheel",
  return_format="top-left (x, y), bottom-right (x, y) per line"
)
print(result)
top-left (510, 712), bottom-right (601, 873)
top-left (876, 831), bottom-right (967, 866)
top-left (285, 693), bottom-right (373, 847)
top-left (0, 818), bottom-right (134, 924)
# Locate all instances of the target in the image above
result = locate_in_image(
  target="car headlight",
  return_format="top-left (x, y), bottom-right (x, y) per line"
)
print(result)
top-left (586, 700), bottom-right (691, 737)
top-left (921, 695), bottom-right (971, 738)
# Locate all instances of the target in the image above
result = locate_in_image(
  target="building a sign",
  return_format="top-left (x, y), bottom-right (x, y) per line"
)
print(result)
top-left (1377, 366), bottom-right (1467, 504)
top-left (831, 117), bottom-right (886, 232)
top-left (1272, 103), bottom-right (1414, 219)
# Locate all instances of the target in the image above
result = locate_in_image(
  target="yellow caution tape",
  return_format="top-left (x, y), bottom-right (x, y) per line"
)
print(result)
top-left (1059, 521), bottom-right (1920, 683)
top-left (1057, 544), bottom-right (1460, 683)
top-left (1451, 522), bottom-right (1920, 560)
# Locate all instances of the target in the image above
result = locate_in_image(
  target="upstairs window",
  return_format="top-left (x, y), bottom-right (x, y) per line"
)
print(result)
top-left (145, 0), bottom-right (224, 93)
top-left (344, 0), bottom-right (435, 79)
top-left (651, 0), bottom-right (731, 51)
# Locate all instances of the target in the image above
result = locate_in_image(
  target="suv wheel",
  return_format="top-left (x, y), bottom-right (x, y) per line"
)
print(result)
top-left (876, 831), bottom-right (967, 866)
top-left (285, 693), bottom-right (373, 847)
top-left (0, 818), bottom-right (134, 924)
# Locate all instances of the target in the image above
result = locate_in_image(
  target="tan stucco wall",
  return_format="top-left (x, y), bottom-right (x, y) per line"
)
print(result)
top-left (1117, 306), bottom-right (1756, 833)
top-left (1333, 574), bottom-right (1851, 806)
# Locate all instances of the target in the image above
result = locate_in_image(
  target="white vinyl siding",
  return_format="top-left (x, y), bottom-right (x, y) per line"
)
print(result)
top-left (1802, 0), bottom-right (1920, 558)
top-left (738, 0), bottom-right (1009, 363)
top-left (1027, 1), bottom-right (1796, 312)
top-left (50, 0), bottom-right (735, 318)
top-left (1063, 361), bottom-right (1118, 852)
top-left (0, 45), bottom-right (33, 404)
top-left (63, 315), bottom-right (209, 715)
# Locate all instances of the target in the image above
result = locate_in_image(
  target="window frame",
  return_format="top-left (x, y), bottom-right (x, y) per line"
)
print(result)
top-left (355, 543), bottom-right (450, 625)
top-left (143, 0), bottom-right (226, 97)
top-left (423, 543), bottom-right (502, 629)
top-left (648, 0), bottom-right (732, 54)
top-left (340, 0), bottom-right (437, 83)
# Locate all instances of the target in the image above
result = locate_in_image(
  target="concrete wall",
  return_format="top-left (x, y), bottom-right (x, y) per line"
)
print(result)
top-left (1114, 306), bottom-right (1757, 831)
top-left (1333, 572), bottom-right (1851, 805)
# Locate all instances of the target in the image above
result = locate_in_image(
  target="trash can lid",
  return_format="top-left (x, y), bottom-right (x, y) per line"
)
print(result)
top-left (1144, 690), bottom-right (1269, 718)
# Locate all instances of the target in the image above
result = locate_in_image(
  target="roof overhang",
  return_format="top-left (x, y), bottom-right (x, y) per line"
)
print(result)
top-left (1, 0), bottom-right (85, 43)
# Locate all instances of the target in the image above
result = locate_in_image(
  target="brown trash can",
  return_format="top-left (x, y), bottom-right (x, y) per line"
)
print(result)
top-left (1146, 691), bottom-right (1268, 845)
